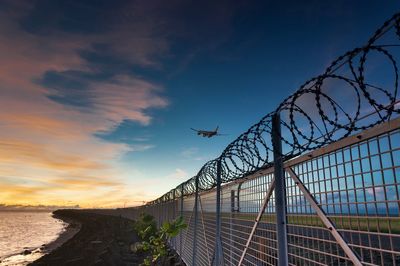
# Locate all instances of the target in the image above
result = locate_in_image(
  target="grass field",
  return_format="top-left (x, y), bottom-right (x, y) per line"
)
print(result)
top-left (215, 212), bottom-right (400, 234)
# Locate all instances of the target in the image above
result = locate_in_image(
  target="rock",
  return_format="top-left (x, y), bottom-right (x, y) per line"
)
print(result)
top-left (23, 249), bottom-right (32, 255)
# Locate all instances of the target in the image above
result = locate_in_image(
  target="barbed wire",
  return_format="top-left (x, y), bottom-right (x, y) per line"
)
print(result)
top-left (148, 12), bottom-right (400, 205)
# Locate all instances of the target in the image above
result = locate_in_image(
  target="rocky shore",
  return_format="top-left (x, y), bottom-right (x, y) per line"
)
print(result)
top-left (29, 209), bottom-right (145, 266)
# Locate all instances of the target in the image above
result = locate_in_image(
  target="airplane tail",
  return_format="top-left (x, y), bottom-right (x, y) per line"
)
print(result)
top-left (215, 126), bottom-right (219, 132)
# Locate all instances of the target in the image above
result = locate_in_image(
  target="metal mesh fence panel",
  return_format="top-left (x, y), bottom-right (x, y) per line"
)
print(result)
top-left (130, 119), bottom-right (400, 265)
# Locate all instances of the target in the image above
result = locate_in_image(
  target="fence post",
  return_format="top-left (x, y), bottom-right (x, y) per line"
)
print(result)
top-left (214, 158), bottom-right (223, 265)
top-left (192, 176), bottom-right (200, 265)
top-left (173, 197), bottom-right (175, 221)
top-left (158, 202), bottom-right (161, 225)
top-left (230, 190), bottom-right (235, 265)
top-left (172, 190), bottom-right (176, 248)
top-left (180, 185), bottom-right (184, 255)
top-left (272, 112), bottom-right (288, 266)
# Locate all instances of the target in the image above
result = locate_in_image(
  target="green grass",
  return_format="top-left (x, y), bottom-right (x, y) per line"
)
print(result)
top-left (216, 212), bottom-right (400, 234)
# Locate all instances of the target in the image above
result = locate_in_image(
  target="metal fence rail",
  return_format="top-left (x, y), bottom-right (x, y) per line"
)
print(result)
top-left (126, 13), bottom-right (400, 266)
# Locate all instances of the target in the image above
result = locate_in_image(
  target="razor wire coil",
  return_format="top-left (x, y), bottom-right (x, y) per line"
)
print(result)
top-left (148, 12), bottom-right (400, 205)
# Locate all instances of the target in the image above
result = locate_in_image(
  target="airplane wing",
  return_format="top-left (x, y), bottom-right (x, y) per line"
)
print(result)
top-left (190, 128), bottom-right (199, 132)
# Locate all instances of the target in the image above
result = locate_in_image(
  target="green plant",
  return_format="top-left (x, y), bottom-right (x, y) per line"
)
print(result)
top-left (132, 214), bottom-right (187, 265)
top-left (134, 213), bottom-right (158, 241)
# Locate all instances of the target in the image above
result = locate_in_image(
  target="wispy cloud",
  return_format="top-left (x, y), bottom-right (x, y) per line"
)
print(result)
top-left (366, 186), bottom-right (385, 201)
top-left (180, 147), bottom-right (206, 161)
top-left (181, 147), bottom-right (199, 158)
top-left (0, 1), bottom-right (171, 207)
top-left (166, 168), bottom-right (188, 180)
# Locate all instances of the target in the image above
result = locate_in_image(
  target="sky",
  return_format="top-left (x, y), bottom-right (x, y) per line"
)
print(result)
top-left (0, 0), bottom-right (399, 208)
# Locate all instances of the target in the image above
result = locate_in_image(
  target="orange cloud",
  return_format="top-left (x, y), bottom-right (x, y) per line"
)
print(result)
top-left (0, 139), bottom-right (106, 171)
top-left (0, 2), bottom-right (170, 207)
top-left (0, 182), bottom-right (55, 205)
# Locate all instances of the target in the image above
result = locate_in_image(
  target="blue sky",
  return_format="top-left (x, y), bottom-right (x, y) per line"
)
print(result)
top-left (0, 0), bottom-right (399, 207)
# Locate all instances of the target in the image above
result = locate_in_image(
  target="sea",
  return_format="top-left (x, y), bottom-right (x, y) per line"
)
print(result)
top-left (0, 211), bottom-right (66, 266)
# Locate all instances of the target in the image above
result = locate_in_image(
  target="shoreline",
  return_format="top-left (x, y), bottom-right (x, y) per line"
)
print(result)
top-left (0, 212), bottom-right (81, 266)
top-left (41, 212), bottom-right (81, 254)
top-left (29, 209), bottom-right (146, 266)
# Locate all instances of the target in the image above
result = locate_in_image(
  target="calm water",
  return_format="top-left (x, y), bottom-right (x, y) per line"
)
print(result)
top-left (0, 211), bottom-right (66, 266)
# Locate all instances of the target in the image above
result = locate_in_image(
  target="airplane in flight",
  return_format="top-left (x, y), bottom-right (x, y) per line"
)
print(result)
top-left (190, 126), bottom-right (227, 138)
